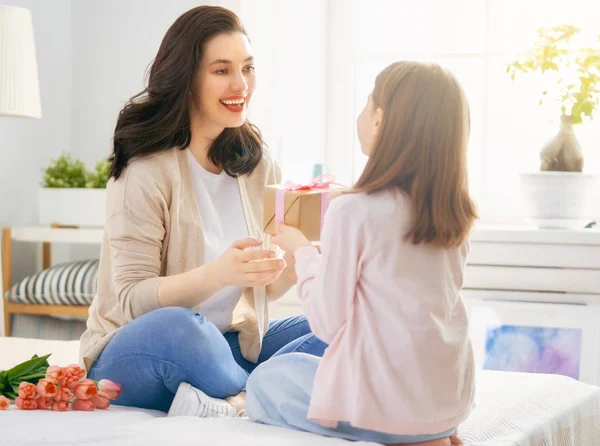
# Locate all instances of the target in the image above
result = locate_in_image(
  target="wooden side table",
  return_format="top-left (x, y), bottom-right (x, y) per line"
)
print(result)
top-left (1, 226), bottom-right (104, 336)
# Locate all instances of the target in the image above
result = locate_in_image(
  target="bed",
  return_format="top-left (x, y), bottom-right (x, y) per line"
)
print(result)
top-left (1, 337), bottom-right (599, 446)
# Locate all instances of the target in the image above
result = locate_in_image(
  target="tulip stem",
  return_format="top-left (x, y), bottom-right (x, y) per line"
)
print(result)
top-left (18, 373), bottom-right (46, 381)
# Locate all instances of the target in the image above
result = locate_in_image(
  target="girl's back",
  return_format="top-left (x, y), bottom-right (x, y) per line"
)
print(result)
top-left (248, 61), bottom-right (478, 444)
top-left (303, 187), bottom-right (474, 434)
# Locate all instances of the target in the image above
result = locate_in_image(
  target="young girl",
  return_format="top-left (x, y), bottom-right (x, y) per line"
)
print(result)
top-left (245, 61), bottom-right (477, 445)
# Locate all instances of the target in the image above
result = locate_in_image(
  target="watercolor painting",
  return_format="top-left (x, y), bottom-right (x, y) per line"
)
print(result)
top-left (469, 300), bottom-right (600, 385)
top-left (482, 325), bottom-right (582, 379)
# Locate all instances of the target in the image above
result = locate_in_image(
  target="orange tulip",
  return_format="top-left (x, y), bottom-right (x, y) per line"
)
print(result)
top-left (57, 387), bottom-right (74, 402)
top-left (36, 379), bottom-right (58, 398)
top-left (51, 400), bottom-right (69, 411)
top-left (98, 379), bottom-right (122, 400)
top-left (64, 364), bottom-right (86, 379)
top-left (0, 395), bottom-right (10, 410)
top-left (15, 397), bottom-right (37, 410)
top-left (35, 396), bottom-right (53, 409)
top-left (73, 379), bottom-right (98, 400)
top-left (65, 376), bottom-right (81, 390)
top-left (17, 382), bottom-right (36, 399)
top-left (45, 366), bottom-right (65, 383)
top-left (72, 399), bottom-right (95, 411)
top-left (90, 391), bottom-right (110, 409)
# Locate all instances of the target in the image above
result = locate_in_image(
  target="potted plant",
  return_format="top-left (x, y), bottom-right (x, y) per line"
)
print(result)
top-left (506, 25), bottom-right (600, 227)
top-left (38, 153), bottom-right (110, 227)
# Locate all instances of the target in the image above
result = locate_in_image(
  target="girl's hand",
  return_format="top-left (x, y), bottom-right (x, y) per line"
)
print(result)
top-left (280, 251), bottom-right (297, 284)
top-left (212, 237), bottom-right (285, 288)
top-left (271, 224), bottom-right (312, 254)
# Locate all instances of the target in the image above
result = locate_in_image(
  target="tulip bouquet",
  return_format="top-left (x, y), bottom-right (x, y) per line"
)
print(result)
top-left (0, 354), bottom-right (121, 411)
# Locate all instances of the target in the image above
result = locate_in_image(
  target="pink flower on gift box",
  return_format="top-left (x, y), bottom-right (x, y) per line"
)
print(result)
top-left (0, 395), bottom-right (10, 410)
top-left (15, 397), bottom-right (38, 410)
top-left (98, 379), bottom-right (122, 400)
top-left (18, 382), bottom-right (36, 399)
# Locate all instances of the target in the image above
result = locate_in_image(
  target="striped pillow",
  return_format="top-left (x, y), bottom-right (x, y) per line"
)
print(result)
top-left (6, 259), bottom-right (98, 306)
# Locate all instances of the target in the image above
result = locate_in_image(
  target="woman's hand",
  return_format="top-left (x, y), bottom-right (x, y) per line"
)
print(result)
top-left (212, 237), bottom-right (285, 288)
top-left (271, 224), bottom-right (312, 254)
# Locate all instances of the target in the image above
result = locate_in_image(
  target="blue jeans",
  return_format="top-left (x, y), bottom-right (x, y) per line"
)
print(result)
top-left (87, 307), bottom-right (327, 412)
top-left (246, 353), bottom-right (456, 444)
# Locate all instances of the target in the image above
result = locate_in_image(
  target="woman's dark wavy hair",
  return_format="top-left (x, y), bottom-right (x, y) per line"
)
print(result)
top-left (109, 5), bottom-right (263, 180)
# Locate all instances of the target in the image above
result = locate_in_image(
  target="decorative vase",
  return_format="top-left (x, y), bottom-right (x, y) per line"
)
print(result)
top-left (38, 188), bottom-right (106, 227)
top-left (539, 115), bottom-right (584, 172)
top-left (519, 172), bottom-right (600, 228)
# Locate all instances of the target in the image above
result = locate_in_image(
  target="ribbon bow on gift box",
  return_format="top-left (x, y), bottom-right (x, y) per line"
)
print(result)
top-left (279, 174), bottom-right (336, 192)
top-left (266, 174), bottom-right (347, 242)
top-left (275, 174), bottom-right (338, 228)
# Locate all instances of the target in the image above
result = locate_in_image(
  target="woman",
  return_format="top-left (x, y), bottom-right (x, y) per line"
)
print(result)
top-left (79, 5), bottom-right (326, 416)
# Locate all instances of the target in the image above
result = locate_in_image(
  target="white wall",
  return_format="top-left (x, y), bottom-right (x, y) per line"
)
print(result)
top-left (1, 0), bottom-right (326, 287)
top-left (222, 0), bottom-right (328, 182)
top-left (70, 0), bottom-right (327, 180)
top-left (0, 0), bottom-right (73, 280)
top-left (71, 0), bottom-right (218, 166)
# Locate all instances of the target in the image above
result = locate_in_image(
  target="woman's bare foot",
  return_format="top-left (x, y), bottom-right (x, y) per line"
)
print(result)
top-left (450, 430), bottom-right (463, 445)
top-left (225, 391), bottom-right (247, 413)
top-left (386, 432), bottom-right (463, 446)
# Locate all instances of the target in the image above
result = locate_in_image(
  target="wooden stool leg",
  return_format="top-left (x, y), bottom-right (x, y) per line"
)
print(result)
top-left (4, 308), bottom-right (10, 337)
top-left (2, 228), bottom-right (10, 294)
top-left (43, 242), bottom-right (51, 270)
top-left (2, 228), bottom-right (12, 337)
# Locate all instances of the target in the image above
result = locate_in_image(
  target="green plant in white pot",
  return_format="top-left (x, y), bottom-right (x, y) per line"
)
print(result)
top-left (506, 25), bottom-right (600, 227)
top-left (39, 153), bottom-right (109, 227)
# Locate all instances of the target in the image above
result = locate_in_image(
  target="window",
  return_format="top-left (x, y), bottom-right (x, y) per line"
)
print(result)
top-left (232, 0), bottom-right (599, 220)
top-left (326, 0), bottom-right (600, 220)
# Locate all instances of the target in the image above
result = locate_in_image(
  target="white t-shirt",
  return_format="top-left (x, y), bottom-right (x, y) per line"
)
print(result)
top-left (187, 149), bottom-right (249, 333)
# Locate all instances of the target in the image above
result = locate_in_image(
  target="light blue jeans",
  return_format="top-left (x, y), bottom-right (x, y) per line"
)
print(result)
top-left (87, 307), bottom-right (327, 412)
top-left (246, 353), bottom-right (456, 444)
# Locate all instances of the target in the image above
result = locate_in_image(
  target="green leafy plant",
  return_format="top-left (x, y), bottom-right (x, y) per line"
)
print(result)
top-left (85, 159), bottom-right (110, 189)
top-left (506, 25), bottom-right (600, 125)
top-left (41, 153), bottom-right (110, 189)
top-left (0, 354), bottom-right (50, 400)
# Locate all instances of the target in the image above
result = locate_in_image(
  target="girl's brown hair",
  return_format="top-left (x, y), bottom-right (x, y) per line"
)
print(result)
top-left (353, 61), bottom-right (477, 248)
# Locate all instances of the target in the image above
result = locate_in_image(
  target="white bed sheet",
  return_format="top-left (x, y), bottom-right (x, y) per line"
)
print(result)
top-left (1, 337), bottom-right (599, 445)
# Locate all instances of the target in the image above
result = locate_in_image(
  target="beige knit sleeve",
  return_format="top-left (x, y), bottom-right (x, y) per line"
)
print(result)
top-left (104, 167), bottom-right (167, 321)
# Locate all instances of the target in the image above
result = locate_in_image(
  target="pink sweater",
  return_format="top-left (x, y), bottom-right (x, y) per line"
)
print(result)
top-left (294, 188), bottom-right (475, 435)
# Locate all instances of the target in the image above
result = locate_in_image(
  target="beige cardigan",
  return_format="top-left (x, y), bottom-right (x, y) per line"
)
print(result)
top-left (79, 147), bottom-right (281, 370)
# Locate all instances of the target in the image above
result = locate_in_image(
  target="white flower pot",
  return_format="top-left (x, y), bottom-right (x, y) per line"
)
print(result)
top-left (519, 172), bottom-right (600, 228)
top-left (38, 188), bottom-right (106, 227)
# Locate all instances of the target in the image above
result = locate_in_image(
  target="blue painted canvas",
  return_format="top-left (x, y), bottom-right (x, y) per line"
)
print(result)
top-left (483, 325), bottom-right (582, 379)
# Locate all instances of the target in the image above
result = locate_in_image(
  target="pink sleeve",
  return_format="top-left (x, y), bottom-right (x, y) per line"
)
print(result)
top-left (294, 198), bottom-right (364, 343)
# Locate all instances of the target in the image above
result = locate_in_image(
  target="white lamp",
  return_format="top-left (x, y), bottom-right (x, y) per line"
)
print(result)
top-left (0, 5), bottom-right (42, 118)
top-left (0, 5), bottom-right (42, 336)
